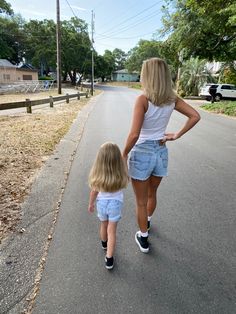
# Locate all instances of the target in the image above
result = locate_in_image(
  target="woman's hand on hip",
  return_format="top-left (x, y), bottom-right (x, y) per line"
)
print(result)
top-left (163, 132), bottom-right (179, 142)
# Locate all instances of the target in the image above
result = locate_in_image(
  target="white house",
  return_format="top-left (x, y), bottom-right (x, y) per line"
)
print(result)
top-left (111, 69), bottom-right (140, 82)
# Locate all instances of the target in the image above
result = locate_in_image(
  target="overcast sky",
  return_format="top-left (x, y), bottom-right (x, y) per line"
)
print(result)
top-left (7, 0), bottom-right (165, 55)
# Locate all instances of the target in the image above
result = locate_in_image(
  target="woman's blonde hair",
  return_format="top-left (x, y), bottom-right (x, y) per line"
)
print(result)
top-left (141, 57), bottom-right (177, 106)
top-left (88, 142), bottom-right (128, 192)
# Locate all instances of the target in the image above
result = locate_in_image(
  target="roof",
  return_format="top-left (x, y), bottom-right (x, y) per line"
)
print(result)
top-left (0, 59), bottom-right (15, 68)
top-left (19, 63), bottom-right (36, 70)
top-left (113, 69), bottom-right (139, 74)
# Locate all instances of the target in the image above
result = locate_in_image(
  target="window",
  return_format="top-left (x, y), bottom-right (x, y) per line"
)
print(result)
top-left (3, 74), bottom-right (10, 81)
top-left (221, 85), bottom-right (231, 89)
top-left (23, 75), bottom-right (32, 80)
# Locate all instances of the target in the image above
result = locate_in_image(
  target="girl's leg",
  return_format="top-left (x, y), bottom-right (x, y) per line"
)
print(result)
top-left (100, 220), bottom-right (108, 242)
top-left (147, 175), bottom-right (163, 217)
top-left (131, 178), bottom-right (149, 233)
top-left (106, 221), bottom-right (118, 258)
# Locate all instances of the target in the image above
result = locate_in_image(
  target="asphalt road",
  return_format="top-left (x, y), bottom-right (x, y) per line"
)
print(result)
top-left (30, 86), bottom-right (236, 314)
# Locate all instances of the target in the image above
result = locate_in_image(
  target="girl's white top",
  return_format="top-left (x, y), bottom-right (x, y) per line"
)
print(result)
top-left (97, 190), bottom-right (123, 202)
top-left (136, 101), bottom-right (175, 145)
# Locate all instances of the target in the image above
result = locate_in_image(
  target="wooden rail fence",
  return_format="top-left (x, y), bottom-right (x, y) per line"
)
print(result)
top-left (0, 91), bottom-right (90, 113)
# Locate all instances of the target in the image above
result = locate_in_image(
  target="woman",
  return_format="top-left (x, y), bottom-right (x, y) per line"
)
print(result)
top-left (122, 58), bottom-right (200, 253)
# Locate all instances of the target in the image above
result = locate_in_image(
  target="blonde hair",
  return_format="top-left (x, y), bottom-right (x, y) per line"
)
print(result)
top-left (88, 142), bottom-right (128, 193)
top-left (141, 57), bottom-right (177, 106)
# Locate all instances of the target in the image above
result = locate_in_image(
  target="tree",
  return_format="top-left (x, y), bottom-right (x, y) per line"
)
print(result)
top-left (61, 17), bottom-right (91, 84)
top-left (112, 48), bottom-right (127, 70)
top-left (125, 40), bottom-right (163, 72)
top-left (0, 14), bottom-right (25, 64)
top-left (160, 0), bottom-right (236, 61)
top-left (23, 19), bottom-right (56, 74)
top-left (178, 57), bottom-right (215, 96)
top-left (0, 0), bottom-right (13, 15)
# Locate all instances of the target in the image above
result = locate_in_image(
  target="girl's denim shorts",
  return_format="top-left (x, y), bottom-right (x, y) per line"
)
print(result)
top-left (96, 199), bottom-right (123, 222)
top-left (128, 140), bottom-right (168, 181)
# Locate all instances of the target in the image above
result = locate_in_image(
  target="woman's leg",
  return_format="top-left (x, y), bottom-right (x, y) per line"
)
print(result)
top-left (147, 175), bottom-right (163, 217)
top-left (100, 220), bottom-right (108, 242)
top-left (107, 222), bottom-right (118, 258)
top-left (131, 178), bottom-right (149, 233)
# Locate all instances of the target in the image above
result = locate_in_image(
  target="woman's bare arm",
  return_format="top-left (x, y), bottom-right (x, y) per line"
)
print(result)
top-left (122, 95), bottom-right (147, 158)
top-left (164, 97), bottom-right (201, 141)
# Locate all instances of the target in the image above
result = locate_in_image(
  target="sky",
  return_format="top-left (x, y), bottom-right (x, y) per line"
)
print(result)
top-left (7, 0), bottom-right (166, 55)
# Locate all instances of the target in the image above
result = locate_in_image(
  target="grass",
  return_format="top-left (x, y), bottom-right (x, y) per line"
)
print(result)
top-left (200, 101), bottom-right (236, 117)
top-left (0, 90), bottom-right (101, 240)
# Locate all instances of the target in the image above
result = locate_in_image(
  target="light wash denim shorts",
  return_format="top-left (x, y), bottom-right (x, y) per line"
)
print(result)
top-left (96, 199), bottom-right (123, 222)
top-left (129, 140), bottom-right (168, 180)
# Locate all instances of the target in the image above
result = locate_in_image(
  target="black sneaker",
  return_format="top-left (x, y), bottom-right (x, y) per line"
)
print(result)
top-left (135, 231), bottom-right (149, 253)
top-left (101, 240), bottom-right (107, 250)
top-left (105, 256), bottom-right (114, 269)
top-left (147, 220), bottom-right (150, 231)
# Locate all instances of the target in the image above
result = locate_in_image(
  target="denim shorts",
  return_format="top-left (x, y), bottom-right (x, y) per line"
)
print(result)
top-left (129, 140), bottom-right (168, 180)
top-left (96, 199), bottom-right (123, 222)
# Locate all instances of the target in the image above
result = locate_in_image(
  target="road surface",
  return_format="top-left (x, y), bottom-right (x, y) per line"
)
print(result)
top-left (1, 85), bottom-right (235, 314)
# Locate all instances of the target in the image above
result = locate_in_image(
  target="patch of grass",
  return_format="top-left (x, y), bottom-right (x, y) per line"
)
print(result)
top-left (200, 101), bottom-right (236, 117)
top-left (130, 83), bottom-right (141, 89)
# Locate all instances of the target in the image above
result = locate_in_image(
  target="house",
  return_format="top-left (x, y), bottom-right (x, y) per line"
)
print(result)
top-left (0, 59), bottom-right (38, 84)
top-left (111, 69), bottom-right (140, 82)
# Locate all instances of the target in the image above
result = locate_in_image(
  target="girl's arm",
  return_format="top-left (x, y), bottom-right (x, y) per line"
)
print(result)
top-left (164, 97), bottom-right (201, 141)
top-left (88, 190), bottom-right (98, 213)
top-left (122, 95), bottom-right (147, 159)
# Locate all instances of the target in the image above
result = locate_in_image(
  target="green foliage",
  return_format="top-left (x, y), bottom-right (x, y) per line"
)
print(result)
top-left (0, 0), bottom-right (13, 15)
top-left (0, 14), bottom-right (25, 63)
top-left (218, 63), bottom-right (236, 85)
top-left (160, 0), bottom-right (236, 61)
top-left (61, 17), bottom-right (91, 83)
top-left (178, 57), bottom-right (215, 96)
top-left (125, 40), bottom-right (163, 72)
top-left (23, 19), bottom-right (56, 72)
top-left (201, 101), bottom-right (236, 116)
top-left (38, 76), bottom-right (54, 80)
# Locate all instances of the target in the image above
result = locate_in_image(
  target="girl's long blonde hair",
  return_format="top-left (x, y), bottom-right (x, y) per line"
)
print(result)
top-left (88, 142), bottom-right (128, 193)
top-left (141, 57), bottom-right (177, 106)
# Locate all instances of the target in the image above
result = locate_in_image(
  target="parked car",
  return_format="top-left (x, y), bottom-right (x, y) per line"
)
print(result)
top-left (199, 83), bottom-right (236, 101)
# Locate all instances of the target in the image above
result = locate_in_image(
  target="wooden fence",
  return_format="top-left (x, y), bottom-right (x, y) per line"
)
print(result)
top-left (0, 91), bottom-right (90, 113)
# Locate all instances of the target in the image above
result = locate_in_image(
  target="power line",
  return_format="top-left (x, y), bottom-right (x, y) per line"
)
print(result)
top-left (96, 9), bottom-right (162, 38)
top-left (98, 1), bottom-right (163, 36)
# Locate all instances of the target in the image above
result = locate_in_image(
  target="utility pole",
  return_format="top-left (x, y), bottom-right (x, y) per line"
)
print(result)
top-left (91, 10), bottom-right (95, 96)
top-left (56, 0), bottom-right (62, 94)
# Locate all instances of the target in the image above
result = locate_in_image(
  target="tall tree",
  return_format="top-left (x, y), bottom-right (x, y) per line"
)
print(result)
top-left (61, 17), bottom-right (91, 84)
top-left (23, 19), bottom-right (56, 74)
top-left (160, 0), bottom-right (236, 61)
top-left (112, 48), bottom-right (127, 70)
top-left (0, 0), bottom-right (13, 15)
top-left (0, 14), bottom-right (25, 64)
top-left (125, 40), bottom-right (163, 72)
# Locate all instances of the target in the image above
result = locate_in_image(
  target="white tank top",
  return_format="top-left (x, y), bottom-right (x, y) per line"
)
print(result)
top-left (97, 190), bottom-right (123, 202)
top-left (136, 101), bottom-right (175, 144)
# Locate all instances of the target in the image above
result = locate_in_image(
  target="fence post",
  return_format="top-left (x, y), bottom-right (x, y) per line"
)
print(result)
top-left (49, 96), bottom-right (54, 108)
top-left (77, 92), bottom-right (80, 100)
top-left (66, 93), bottom-right (69, 103)
top-left (25, 98), bottom-right (32, 113)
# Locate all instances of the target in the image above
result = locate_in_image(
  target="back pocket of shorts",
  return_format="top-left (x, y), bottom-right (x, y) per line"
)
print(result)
top-left (130, 151), bottom-right (151, 171)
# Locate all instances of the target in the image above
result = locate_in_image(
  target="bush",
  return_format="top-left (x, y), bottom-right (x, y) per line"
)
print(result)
top-left (39, 76), bottom-right (53, 81)
top-left (201, 101), bottom-right (236, 116)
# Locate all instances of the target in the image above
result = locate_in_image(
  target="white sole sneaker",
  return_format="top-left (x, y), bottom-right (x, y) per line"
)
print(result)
top-left (135, 231), bottom-right (149, 253)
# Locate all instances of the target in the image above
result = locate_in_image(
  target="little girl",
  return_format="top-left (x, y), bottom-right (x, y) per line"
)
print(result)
top-left (88, 142), bottom-right (128, 270)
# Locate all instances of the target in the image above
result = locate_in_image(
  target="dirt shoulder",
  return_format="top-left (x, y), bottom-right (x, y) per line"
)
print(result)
top-left (0, 90), bottom-right (100, 242)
